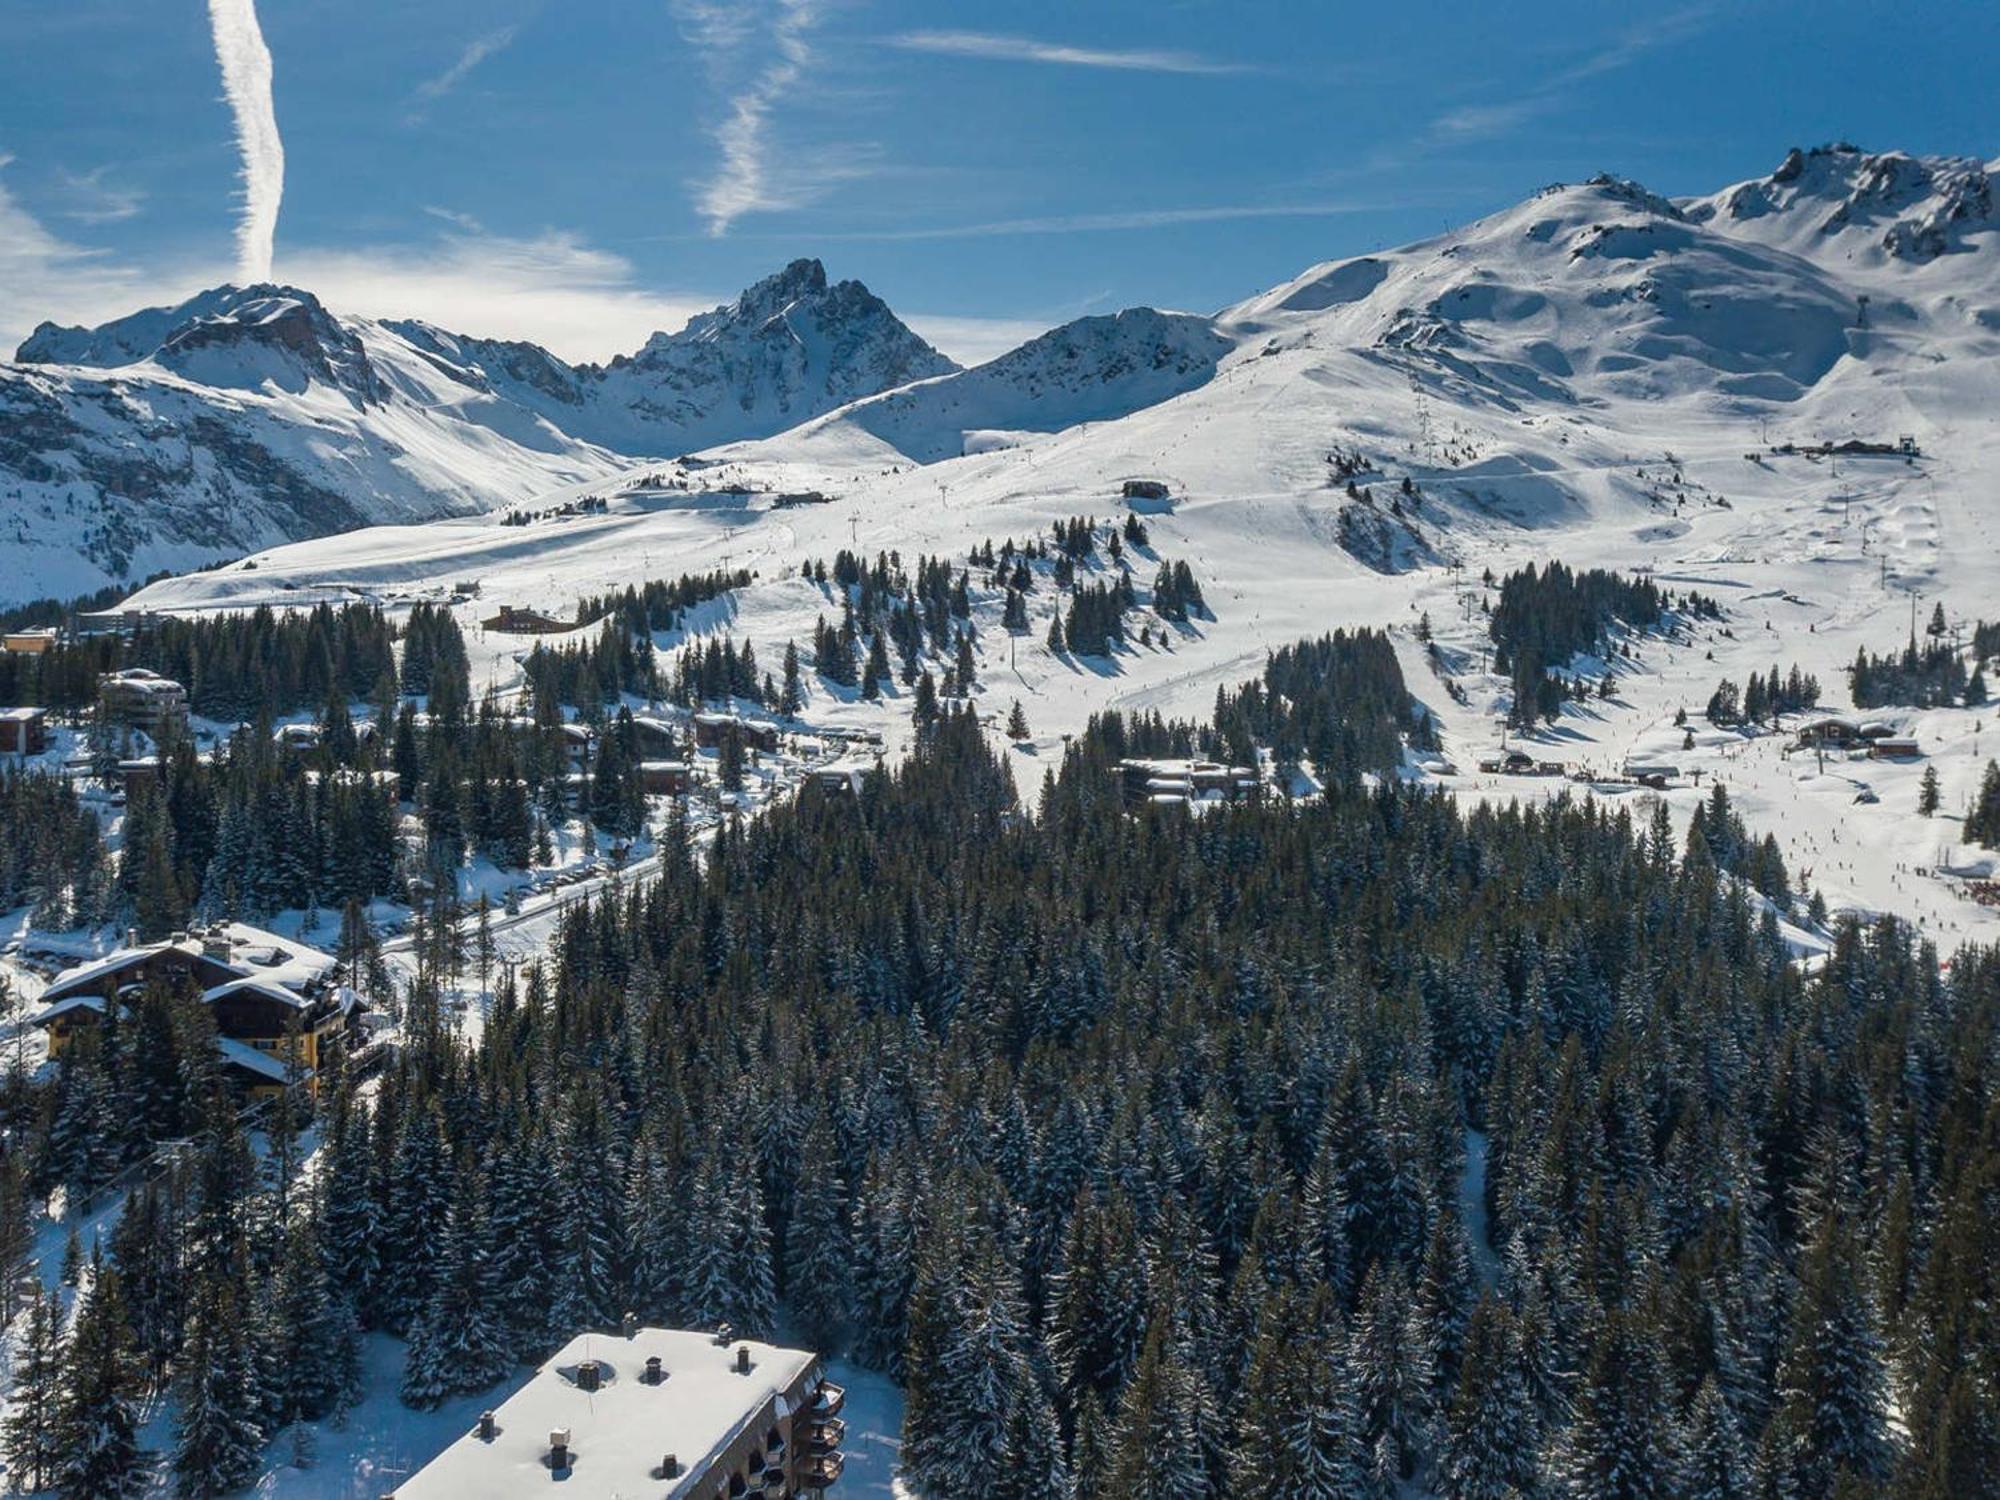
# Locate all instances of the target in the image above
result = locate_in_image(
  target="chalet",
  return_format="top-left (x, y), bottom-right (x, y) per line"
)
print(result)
top-left (98, 668), bottom-right (188, 737)
top-left (273, 722), bottom-right (323, 755)
top-left (117, 758), bottom-right (161, 797)
top-left (1868, 736), bottom-right (1923, 759)
top-left (393, 1326), bottom-right (842, 1500)
top-left (629, 716), bottom-right (684, 759)
top-left (804, 760), bottom-right (870, 798)
top-left (1122, 478), bottom-right (1171, 500)
top-left (1117, 758), bottom-right (1258, 809)
top-left (1796, 716), bottom-right (1863, 749)
top-left (694, 712), bottom-right (780, 753)
top-left (1623, 761), bottom-right (1680, 787)
top-left (482, 605), bottom-right (573, 635)
top-left (558, 721), bottom-right (593, 771)
top-left (31, 923), bottom-right (355, 1098)
top-left (1, 629), bottom-right (56, 655)
top-left (638, 760), bottom-right (693, 796)
top-left (0, 707), bottom-right (47, 756)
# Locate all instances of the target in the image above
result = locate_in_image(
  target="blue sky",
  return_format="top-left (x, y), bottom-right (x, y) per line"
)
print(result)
top-left (1, 0), bottom-right (1994, 363)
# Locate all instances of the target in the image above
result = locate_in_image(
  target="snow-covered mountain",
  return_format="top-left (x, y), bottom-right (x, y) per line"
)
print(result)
top-left (0, 261), bottom-right (955, 602)
top-left (125, 145), bottom-right (2000, 948)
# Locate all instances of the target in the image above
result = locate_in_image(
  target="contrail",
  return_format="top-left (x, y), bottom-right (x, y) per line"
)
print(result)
top-left (207, 0), bottom-right (284, 283)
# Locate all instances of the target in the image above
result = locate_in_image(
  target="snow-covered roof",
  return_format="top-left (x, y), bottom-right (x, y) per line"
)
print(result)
top-left (28, 994), bottom-right (107, 1027)
top-left (213, 1036), bottom-right (291, 1083)
top-left (202, 976), bottom-right (315, 1011)
top-left (40, 922), bottom-right (335, 1005)
top-left (398, 1328), bottom-right (818, 1500)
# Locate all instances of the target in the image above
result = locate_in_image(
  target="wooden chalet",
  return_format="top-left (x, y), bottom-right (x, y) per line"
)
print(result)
top-left (32, 923), bottom-right (357, 1098)
top-left (0, 707), bottom-right (47, 755)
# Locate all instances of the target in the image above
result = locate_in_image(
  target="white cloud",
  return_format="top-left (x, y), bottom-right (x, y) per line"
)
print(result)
top-left (51, 167), bottom-right (146, 226)
top-left (902, 313), bottom-right (1049, 367)
top-left (206, 0), bottom-right (286, 282)
top-left (277, 228), bottom-right (715, 361)
top-left (0, 157), bottom-right (184, 353)
top-left (809, 200), bottom-right (1382, 242)
top-left (1426, 5), bottom-right (1713, 145)
top-left (673, 0), bottom-right (834, 237)
top-left (885, 30), bottom-right (1245, 75)
top-left (409, 25), bottom-right (520, 116)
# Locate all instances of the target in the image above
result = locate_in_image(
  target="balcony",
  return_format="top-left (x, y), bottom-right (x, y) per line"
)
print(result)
top-left (809, 1383), bottom-right (845, 1420)
top-left (802, 1452), bottom-right (845, 1488)
top-left (806, 1417), bottom-right (846, 1454)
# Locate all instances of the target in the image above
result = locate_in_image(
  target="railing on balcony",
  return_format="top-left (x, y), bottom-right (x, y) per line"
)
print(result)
top-left (809, 1382), bottom-right (846, 1420)
top-left (806, 1417), bottom-right (846, 1454)
top-left (802, 1451), bottom-right (845, 1488)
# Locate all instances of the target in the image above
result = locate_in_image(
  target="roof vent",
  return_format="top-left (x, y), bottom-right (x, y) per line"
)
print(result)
top-left (477, 1411), bottom-right (496, 1441)
top-left (576, 1359), bottom-right (602, 1393)
top-left (644, 1355), bottom-right (665, 1385)
top-left (658, 1453), bottom-right (681, 1479)
top-left (713, 1323), bottom-right (734, 1346)
top-left (548, 1428), bottom-right (572, 1472)
top-left (736, 1344), bottom-right (752, 1375)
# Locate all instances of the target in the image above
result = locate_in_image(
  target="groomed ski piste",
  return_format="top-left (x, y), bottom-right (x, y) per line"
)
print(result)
top-left (123, 147), bottom-right (2000, 958)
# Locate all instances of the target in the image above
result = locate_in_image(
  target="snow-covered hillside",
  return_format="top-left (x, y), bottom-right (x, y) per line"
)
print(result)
top-left (104, 144), bottom-right (2000, 943)
top-left (0, 262), bottom-right (955, 603)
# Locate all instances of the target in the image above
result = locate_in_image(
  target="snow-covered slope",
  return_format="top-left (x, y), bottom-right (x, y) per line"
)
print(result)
top-left (0, 263), bottom-right (954, 602)
top-left (767, 306), bottom-right (1234, 464)
top-left (129, 145), bottom-right (2000, 948)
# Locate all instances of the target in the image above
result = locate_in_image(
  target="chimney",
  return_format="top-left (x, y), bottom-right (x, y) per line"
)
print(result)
top-left (736, 1345), bottom-right (752, 1375)
top-left (126, 927), bottom-right (139, 948)
top-left (576, 1359), bottom-right (601, 1393)
top-left (549, 1429), bottom-right (572, 1471)
top-left (477, 1411), bottom-right (496, 1441)
top-left (644, 1355), bottom-right (664, 1385)
top-left (713, 1323), bottom-right (733, 1346)
top-left (622, 1310), bottom-right (638, 1339)
top-left (660, 1454), bottom-right (681, 1479)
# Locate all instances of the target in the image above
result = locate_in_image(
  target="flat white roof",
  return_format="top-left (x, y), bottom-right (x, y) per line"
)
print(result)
top-left (399, 1328), bottom-right (816, 1500)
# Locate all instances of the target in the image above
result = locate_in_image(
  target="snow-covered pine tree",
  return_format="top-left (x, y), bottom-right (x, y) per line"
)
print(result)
top-left (992, 1369), bottom-right (1072, 1500)
top-left (1441, 1293), bottom-right (1538, 1500)
top-left (1104, 1320), bottom-right (1216, 1500)
top-left (1552, 1303), bottom-right (1678, 1500)
top-left (402, 1169), bottom-right (514, 1409)
top-left (270, 1214), bottom-right (357, 1426)
top-left (171, 1271), bottom-right (268, 1498)
top-left (1764, 1202), bottom-right (1889, 1496)
top-left (2, 1282), bottom-right (65, 1492)
top-left (1680, 1376), bottom-right (1751, 1500)
top-left (1352, 1259), bottom-right (1434, 1483)
top-left (901, 1225), bottom-right (1027, 1500)
top-left (785, 1114), bottom-right (854, 1354)
top-left (57, 1254), bottom-right (154, 1499)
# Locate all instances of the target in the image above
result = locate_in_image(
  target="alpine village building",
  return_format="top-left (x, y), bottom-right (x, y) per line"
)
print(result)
top-left (31, 922), bottom-right (362, 1099)
top-left (393, 1325), bottom-right (846, 1499)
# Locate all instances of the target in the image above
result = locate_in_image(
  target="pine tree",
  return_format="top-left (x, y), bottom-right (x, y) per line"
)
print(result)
top-left (1918, 762), bottom-right (1941, 816)
top-left (1104, 1321), bottom-right (1216, 1500)
top-left (172, 1270), bottom-right (268, 1498)
top-left (1765, 1205), bottom-right (1889, 1497)
top-left (56, 1255), bottom-right (153, 1500)
top-left (1440, 1294), bottom-right (1537, 1500)
top-left (785, 1117), bottom-right (853, 1355)
top-left (2, 1283), bottom-right (66, 1492)
top-left (1681, 1376), bottom-right (1751, 1500)
top-left (1554, 1303), bottom-right (1677, 1500)
top-left (1006, 700), bottom-right (1030, 741)
top-left (402, 1169), bottom-right (514, 1409)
